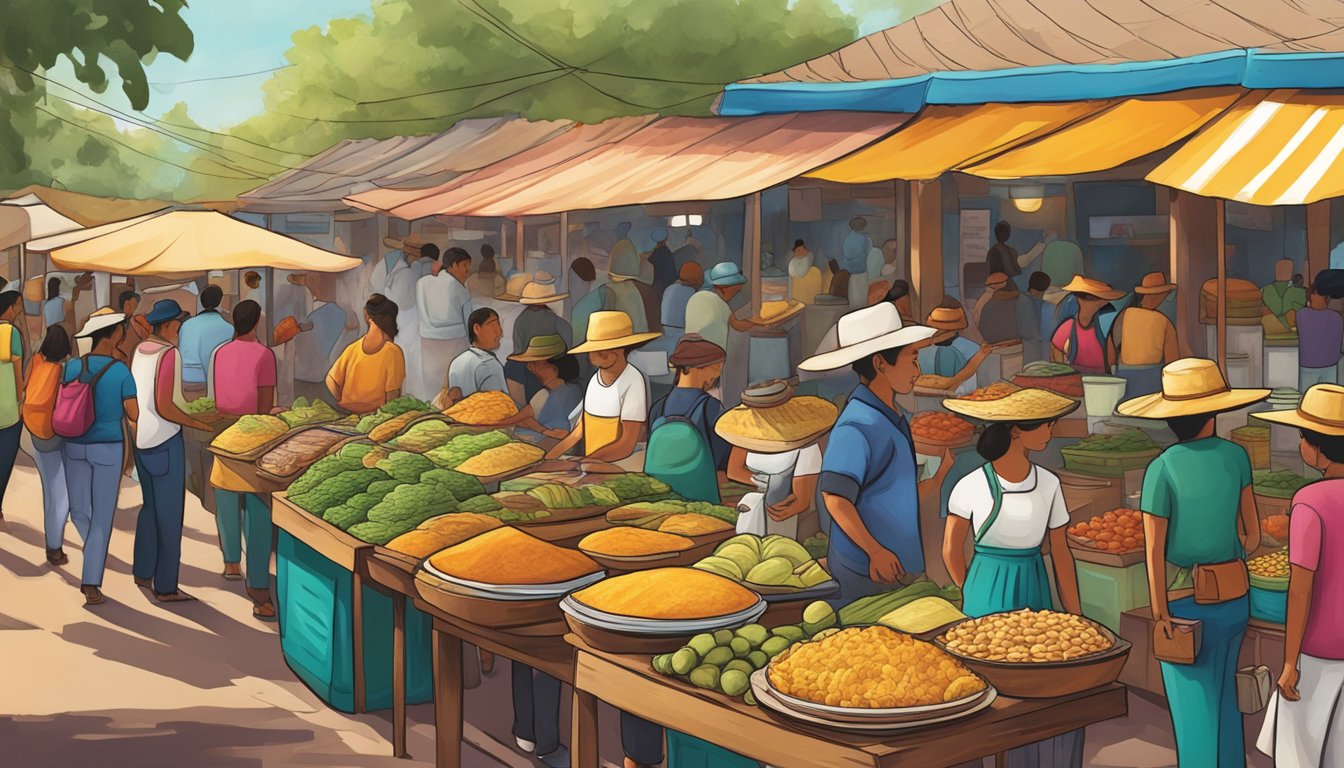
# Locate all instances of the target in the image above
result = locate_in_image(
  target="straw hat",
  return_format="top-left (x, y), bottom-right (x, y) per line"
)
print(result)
top-left (518, 272), bottom-right (567, 305)
top-left (498, 272), bottom-right (532, 301)
top-left (985, 272), bottom-right (1010, 289)
top-left (799, 303), bottom-right (935, 372)
top-left (1116, 358), bottom-right (1269, 419)
top-left (569, 311), bottom-right (661, 354)
top-left (925, 305), bottom-right (968, 332)
top-left (944, 388), bottom-right (1080, 422)
top-left (1060, 275), bottom-right (1126, 301)
top-left (1254, 384), bottom-right (1344, 436)
top-left (382, 232), bottom-right (427, 251)
top-left (508, 334), bottom-right (568, 363)
top-left (76, 309), bottom-right (127, 339)
top-left (1134, 271), bottom-right (1178, 295)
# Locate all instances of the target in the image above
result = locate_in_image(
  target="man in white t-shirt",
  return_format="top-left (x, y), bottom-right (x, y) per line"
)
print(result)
top-left (546, 311), bottom-right (660, 463)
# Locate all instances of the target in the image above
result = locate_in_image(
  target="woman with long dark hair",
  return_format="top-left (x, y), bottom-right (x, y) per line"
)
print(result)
top-left (24, 324), bottom-right (73, 564)
top-left (326, 293), bottom-right (405, 414)
top-left (941, 387), bottom-right (1085, 767)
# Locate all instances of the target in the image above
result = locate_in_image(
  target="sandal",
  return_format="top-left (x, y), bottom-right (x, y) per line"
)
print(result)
top-left (154, 591), bottom-right (196, 603)
top-left (81, 585), bottom-right (105, 606)
top-left (222, 564), bottom-right (243, 581)
top-left (252, 601), bottom-right (278, 622)
top-left (134, 577), bottom-right (152, 589)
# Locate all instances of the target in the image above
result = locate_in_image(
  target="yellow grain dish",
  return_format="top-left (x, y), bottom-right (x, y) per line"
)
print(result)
top-left (940, 610), bottom-right (1113, 662)
top-left (769, 626), bottom-right (985, 708)
top-left (657, 513), bottom-right (733, 536)
top-left (915, 374), bottom-right (957, 391)
top-left (385, 513), bottom-right (502, 559)
top-left (210, 414), bottom-right (288, 454)
top-left (454, 442), bottom-right (544, 476)
top-left (1249, 549), bottom-right (1289, 578)
top-left (571, 567), bottom-right (758, 620)
top-left (428, 527), bottom-right (600, 585)
top-left (945, 388), bottom-right (1076, 421)
top-left (716, 396), bottom-right (837, 444)
top-left (445, 391), bottom-right (519, 425)
top-left (579, 527), bottom-right (694, 558)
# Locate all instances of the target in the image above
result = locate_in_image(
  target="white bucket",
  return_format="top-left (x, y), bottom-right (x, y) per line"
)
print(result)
top-left (1082, 375), bottom-right (1128, 418)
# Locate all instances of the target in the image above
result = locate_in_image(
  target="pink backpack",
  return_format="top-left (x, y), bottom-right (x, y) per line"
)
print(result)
top-left (52, 357), bottom-right (114, 439)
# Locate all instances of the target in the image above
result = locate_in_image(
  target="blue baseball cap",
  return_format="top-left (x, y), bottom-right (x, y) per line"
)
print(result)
top-left (651, 227), bottom-right (669, 243)
top-left (706, 262), bottom-right (746, 287)
top-left (145, 299), bottom-right (188, 326)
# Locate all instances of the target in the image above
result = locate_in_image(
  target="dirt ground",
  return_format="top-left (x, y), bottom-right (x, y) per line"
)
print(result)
top-left (0, 449), bottom-right (1273, 767)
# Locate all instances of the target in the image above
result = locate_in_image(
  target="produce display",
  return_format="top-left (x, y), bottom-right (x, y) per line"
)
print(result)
top-left (424, 430), bottom-right (512, 468)
top-left (1254, 469), bottom-right (1311, 498)
top-left (607, 500), bottom-right (738, 534)
top-left (876, 597), bottom-right (968, 635)
top-left (289, 443), bottom-right (373, 495)
top-left (388, 419), bottom-right (469, 453)
top-left (278, 397), bottom-right (341, 428)
top-left (454, 441), bottom-right (544, 477)
top-left (323, 479), bottom-right (401, 530)
top-left (185, 397), bottom-right (216, 414)
top-left (1067, 508), bottom-right (1144, 553)
top-left (1012, 361), bottom-right (1084, 398)
top-left (658, 513), bottom-right (735, 536)
top-left (693, 534), bottom-right (830, 590)
top-left (910, 412), bottom-right (975, 443)
top-left (914, 374), bottom-right (957, 391)
top-left (1262, 514), bottom-right (1290, 542)
top-left (445, 390), bottom-right (519, 425)
top-left (291, 467), bottom-right (392, 517)
top-left (715, 396), bottom-right (838, 444)
top-left (458, 494), bottom-right (505, 514)
top-left (1071, 429), bottom-right (1158, 453)
top-left (578, 528), bottom-right (694, 558)
top-left (384, 513), bottom-right (503, 558)
top-left (939, 609), bottom-right (1113, 662)
top-left (961, 382), bottom-right (1020, 402)
top-left (839, 580), bottom-right (964, 626)
top-left (1248, 548), bottom-right (1289, 578)
top-left (374, 450), bottom-right (437, 484)
top-left (770, 626), bottom-right (986, 708)
top-left (211, 414), bottom-right (289, 454)
top-left (348, 480), bottom-right (460, 544)
top-left (426, 527), bottom-right (601, 585)
top-left (256, 428), bottom-right (347, 477)
top-left (356, 396), bottom-right (435, 433)
top-left (419, 467), bottom-right (486, 502)
top-left (650, 601), bottom-right (839, 702)
top-left (369, 411), bottom-right (433, 444)
top-left (802, 533), bottom-right (828, 561)
top-left (570, 567), bottom-right (759, 620)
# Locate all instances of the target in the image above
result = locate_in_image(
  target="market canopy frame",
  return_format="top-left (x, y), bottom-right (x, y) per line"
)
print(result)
top-left (0, 193), bottom-right (85, 251)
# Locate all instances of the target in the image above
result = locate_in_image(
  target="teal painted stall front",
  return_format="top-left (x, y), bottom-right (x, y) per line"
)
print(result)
top-left (668, 730), bottom-right (759, 768)
top-left (277, 531), bottom-right (433, 713)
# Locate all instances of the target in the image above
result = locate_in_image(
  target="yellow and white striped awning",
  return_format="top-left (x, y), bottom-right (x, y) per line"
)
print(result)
top-left (1148, 90), bottom-right (1344, 206)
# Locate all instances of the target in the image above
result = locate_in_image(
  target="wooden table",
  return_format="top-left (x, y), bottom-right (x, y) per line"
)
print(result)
top-left (363, 550), bottom-right (420, 758)
top-left (567, 636), bottom-right (1128, 768)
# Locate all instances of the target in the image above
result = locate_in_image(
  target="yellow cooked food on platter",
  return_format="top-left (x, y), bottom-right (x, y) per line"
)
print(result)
top-left (385, 513), bottom-right (503, 559)
top-left (940, 609), bottom-right (1113, 662)
top-left (454, 442), bottom-right (544, 476)
top-left (716, 396), bottom-right (837, 443)
top-left (445, 391), bottom-right (519, 425)
top-left (571, 567), bottom-right (758, 620)
top-left (427, 527), bottom-right (600, 585)
top-left (1249, 549), bottom-right (1289, 578)
top-left (578, 527), bottom-right (694, 557)
top-left (657, 513), bottom-right (734, 536)
top-left (769, 626), bottom-right (985, 708)
top-left (210, 414), bottom-right (288, 454)
top-left (946, 388), bottom-right (1076, 421)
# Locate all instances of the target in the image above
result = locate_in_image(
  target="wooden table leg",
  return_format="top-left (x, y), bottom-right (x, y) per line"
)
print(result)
top-left (571, 686), bottom-right (600, 768)
top-left (995, 750), bottom-right (1008, 767)
top-left (392, 593), bottom-right (408, 758)
top-left (434, 628), bottom-right (464, 768)
top-left (353, 568), bottom-right (366, 714)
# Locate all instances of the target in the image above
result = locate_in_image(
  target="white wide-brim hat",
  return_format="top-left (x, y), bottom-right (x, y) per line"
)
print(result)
top-left (76, 310), bottom-right (127, 339)
top-left (798, 303), bottom-right (936, 372)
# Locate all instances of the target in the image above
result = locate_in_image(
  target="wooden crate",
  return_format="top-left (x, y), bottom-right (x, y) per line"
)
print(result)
top-left (1061, 447), bottom-right (1162, 478)
top-left (1232, 426), bottom-right (1271, 470)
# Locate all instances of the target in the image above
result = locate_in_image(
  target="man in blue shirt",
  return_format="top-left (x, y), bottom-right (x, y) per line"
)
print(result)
top-left (799, 303), bottom-right (954, 603)
top-left (177, 285), bottom-right (234, 398)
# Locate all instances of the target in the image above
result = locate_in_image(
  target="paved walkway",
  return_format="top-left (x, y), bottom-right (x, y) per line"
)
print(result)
top-left (0, 449), bottom-right (1271, 767)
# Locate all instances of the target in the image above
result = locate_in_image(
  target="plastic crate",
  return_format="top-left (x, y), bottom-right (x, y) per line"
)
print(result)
top-left (668, 730), bottom-right (759, 768)
top-left (1250, 586), bottom-right (1287, 625)
top-left (1075, 560), bottom-right (1151, 634)
top-left (276, 531), bottom-right (433, 713)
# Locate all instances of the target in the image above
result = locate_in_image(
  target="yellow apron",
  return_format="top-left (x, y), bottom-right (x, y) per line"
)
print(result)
top-left (583, 412), bottom-right (621, 456)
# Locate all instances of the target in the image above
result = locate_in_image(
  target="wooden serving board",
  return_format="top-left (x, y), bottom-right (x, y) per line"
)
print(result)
top-left (271, 491), bottom-right (372, 573)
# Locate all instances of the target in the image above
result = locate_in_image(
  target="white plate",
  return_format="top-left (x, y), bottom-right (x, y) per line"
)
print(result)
top-left (750, 670), bottom-right (998, 733)
top-left (767, 670), bottom-right (990, 720)
top-left (422, 561), bottom-right (605, 598)
top-left (560, 595), bottom-right (767, 634)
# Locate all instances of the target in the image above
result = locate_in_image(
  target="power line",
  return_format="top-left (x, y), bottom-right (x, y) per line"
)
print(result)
top-left (355, 68), bottom-right (566, 105)
top-left (149, 64), bottom-right (292, 86)
top-left (34, 105), bottom-right (265, 181)
top-left (275, 69), bottom-right (572, 124)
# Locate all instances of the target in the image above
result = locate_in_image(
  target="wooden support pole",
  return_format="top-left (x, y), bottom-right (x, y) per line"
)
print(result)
top-left (558, 211), bottom-right (570, 318)
top-left (1216, 198), bottom-right (1228, 376)
top-left (1169, 189), bottom-right (1219, 358)
top-left (515, 217), bottom-right (525, 274)
top-left (1306, 200), bottom-right (1330, 286)
top-left (910, 178), bottom-right (943, 319)
top-left (745, 192), bottom-right (763, 319)
top-left (894, 180), bottom-right (910, 281)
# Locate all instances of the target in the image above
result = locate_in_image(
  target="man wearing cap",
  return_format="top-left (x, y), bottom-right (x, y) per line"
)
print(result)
top-left (1255, 384), bottom-right (1344, 766)
top-left (1051, 275), bottom-right (1123, 374)
top-left (547, 311), bottom-right (659, 463)
top-left (646, 335), bottom-right (730, 496)
top-left (64, 310), bottom-right (139, 606)
top-left (972, 271), bottom-right (1023, 344)
top-left (506, 335), bottom-right (583, 443)
top-left (505, 274), bottom-right (573, 403)
top-left (1107, 272), bottom-right (1181, 396)
top-left (801, 303), bottom-right (954, 603)
top-left (418, 246), bottom-right (474, 402)
top-left (131, 300), bottom-right (213, 602)
top-left (920, 301), bottom-right (996, 396)
top-left (648, 228), bottom-right (676, 298)
top-left (1117, 359), bottom-right (1267, 768)
top-left (685, 261), bottom-right (758, 351)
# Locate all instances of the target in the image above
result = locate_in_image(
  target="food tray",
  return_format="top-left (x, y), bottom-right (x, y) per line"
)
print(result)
top-left (750, 300), bottom-right (805, 327)
top-left (932, 617), bottom-right (1131, 699)
top-left (254, 429), bottom-right (363, 485)
top-left (560, 594), bottom-right (767, 635)
top-left (184, 412), bottom-right (239, 443)
top-left (750, 670), bottom-right (997, 733)
top-left (912, 434), bottom-right (975, 455)
top-left (413, 569), bottom-right (569, 634)
top-left (206, 421), bottom-right (298, 462)
top-left (1060, 447), bottom-right (1161, 478)
top-left (211, 454), bottom-right (290, 494)
top-left (421, 559), bottom-right (604, 598)
top-left (580, 536), bottom-right (723, 573)
top-left (1066, 535), bottom-right (1145, 568)
top-left (764, 664), bottom-right (992, 722)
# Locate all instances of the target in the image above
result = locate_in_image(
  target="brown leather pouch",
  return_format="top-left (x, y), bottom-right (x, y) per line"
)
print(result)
top-left (1193, 560), bottom-right (1249, 604)
top-left (1153, 618), bottom-right (1203, 664)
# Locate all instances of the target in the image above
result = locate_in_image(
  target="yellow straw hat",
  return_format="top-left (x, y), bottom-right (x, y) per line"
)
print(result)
top-left (568, 311), bottom-right (661, 354)
top-left (1060, 275), bottom-right (1126, 301)
top-left (944, 388), bottom-right (1080, 422)
top-left (1116, 358), bottom-right (1269, 419)
top-left (1253, 384), bottom-right (1344, 436)
top-left (518, 273), bottom-right (568, 305)
top-left (925, 305), bottom-right (968, 332)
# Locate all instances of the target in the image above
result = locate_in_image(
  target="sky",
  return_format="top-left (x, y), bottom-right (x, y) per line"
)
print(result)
top-left (46, 0), bottom-right (908, 132)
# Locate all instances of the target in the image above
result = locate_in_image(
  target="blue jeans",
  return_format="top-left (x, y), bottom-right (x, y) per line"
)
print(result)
top-left (215, 489), bottom-right (273, 590)
top-left (64, 441), bottom-right (124, 586)
top-left (1161, 595), bottom-right (1250, 768)
top-left (621, 713), bottom-right (664, 765)
top-left (512, 662), bottom-right (561, 755)
top-left (0, 421), bottom-right (21, 510)
top-left (133, 433), bottom-right (186, 594)
top-left (32, 436), bottom-right (69, 551)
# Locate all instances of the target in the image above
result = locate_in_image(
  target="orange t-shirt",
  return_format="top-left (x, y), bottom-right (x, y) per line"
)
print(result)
top-left (328, 339), bottom-right (406, 414)
top-left (22, 356), bottom-right (62, 440)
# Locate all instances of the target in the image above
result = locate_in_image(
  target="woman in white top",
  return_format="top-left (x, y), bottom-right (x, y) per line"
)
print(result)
top-left (726, 443), bottom-right (821, 540)
top-left (941, 388), bottom-right (1083, 768)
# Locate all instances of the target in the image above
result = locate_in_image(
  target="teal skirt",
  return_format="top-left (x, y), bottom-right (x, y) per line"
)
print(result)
top-left (963, 544), bottom-right (1054, 618)
top-left (1160, 595), bottom-right (1250, 768)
